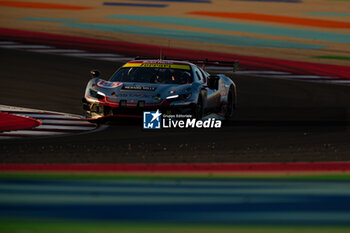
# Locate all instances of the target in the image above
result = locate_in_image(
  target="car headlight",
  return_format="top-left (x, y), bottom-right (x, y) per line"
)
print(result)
top-left (166, 94), bottom-right (179, 100)
top-left (166, 93), bottom-right (191, 101)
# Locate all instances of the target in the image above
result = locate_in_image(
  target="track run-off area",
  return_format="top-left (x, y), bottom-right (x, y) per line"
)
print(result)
top-left (1, 162), bottom-right (350, 233)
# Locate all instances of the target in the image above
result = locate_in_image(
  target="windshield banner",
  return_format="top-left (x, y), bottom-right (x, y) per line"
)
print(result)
top-left (123, 62), bottom-right (191, 70)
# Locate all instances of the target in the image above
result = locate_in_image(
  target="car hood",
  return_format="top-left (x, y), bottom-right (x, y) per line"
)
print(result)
top-left (92, 79), bottom-right (192, 99)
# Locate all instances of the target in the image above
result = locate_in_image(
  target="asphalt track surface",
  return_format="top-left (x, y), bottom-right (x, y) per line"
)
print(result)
top-left (1, 48), bottom-right (350, 163)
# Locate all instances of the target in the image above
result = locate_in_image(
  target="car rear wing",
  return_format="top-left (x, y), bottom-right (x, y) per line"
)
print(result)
top-left (188, 59), bottom-right (239, 73)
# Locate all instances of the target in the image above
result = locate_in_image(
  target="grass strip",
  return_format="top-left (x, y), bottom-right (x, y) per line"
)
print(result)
top-left (1, 219), bottom-right (350, 233)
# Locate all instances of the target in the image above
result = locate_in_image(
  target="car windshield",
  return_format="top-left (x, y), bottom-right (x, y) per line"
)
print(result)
top-left (110, 67), bottom-right (193, 85)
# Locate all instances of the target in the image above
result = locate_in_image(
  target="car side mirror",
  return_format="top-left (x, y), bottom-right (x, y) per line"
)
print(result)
top-left (90, 70), bottom-right (101, 78)
top-left (207, 75), bottom-right (219, 89)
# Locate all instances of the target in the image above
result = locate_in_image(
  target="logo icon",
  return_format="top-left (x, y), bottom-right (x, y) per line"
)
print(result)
top-left (96, 80), bottom-right (123, 89)
top-left (143, 110), bottom-right (162, 129)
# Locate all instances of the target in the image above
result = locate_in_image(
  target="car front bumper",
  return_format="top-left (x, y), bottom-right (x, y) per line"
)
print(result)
top-left (82, 97), bottom-right (194, 119)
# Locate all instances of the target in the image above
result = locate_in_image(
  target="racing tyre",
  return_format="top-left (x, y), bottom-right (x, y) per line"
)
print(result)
top-left (225, 88), bottom-right (236, 120)
top-left (193, 95), bottom-right (204, 120)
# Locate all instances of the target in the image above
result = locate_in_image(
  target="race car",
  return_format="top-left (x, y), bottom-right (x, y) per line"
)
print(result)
top-left (82, 59), bottom-right (237, 120)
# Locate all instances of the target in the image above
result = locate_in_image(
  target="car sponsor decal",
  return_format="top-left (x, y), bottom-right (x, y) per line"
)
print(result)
top-left (123, 85), bottom-right (157, 91)
top-left (123, 62), bottom-right (191, 70)
top-left (96, 80), bottom-right (123, 89)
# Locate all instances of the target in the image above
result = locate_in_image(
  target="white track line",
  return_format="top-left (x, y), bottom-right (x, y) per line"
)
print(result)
top-left (0, 105), bottom-right (47, 112)
top-left (64, 53), bottom-right (122, 57)
top-left (265, 75), bottom-right (336, 79)
top-left (324, 80), bottom-right (350, 83)
top-left (0, 105), bottom-right (82, 118)
top-left (0, 41), bottom-right (18, 45)
top-left (235, 71), bottom-right (292, 75)
top-left (15, 114), bottom-right (79, 119)
top-left (0, 45), bottom-right (53, 49)
top-left (40, 119), bottom-right (94, 125)
top-left (0, 136), bottom-right (20, 139)
top-left (35, 125), bottom-right (96, 131)
top-left (307, 80), bottom-right (350, 85)
top-left (206, 66), bottom-right (233, 70)
top-left (0, 130), bottom-right (66, 136)
top-left (98, 57), bottom-right (134, 62)
top-left (27, 49), bottom-right (86, 53)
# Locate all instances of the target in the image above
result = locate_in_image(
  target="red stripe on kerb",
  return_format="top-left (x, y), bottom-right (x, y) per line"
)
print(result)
top-left (189, 12), bottom-right (350, 29)
top-left (0, 1), bottom-right (92, 10)
top-left (5, 111), bottom-right (61, 115)
top-left (1, 162), bottom-right (350, 172)
top-left (0, 111), bottom-right (41, 132)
